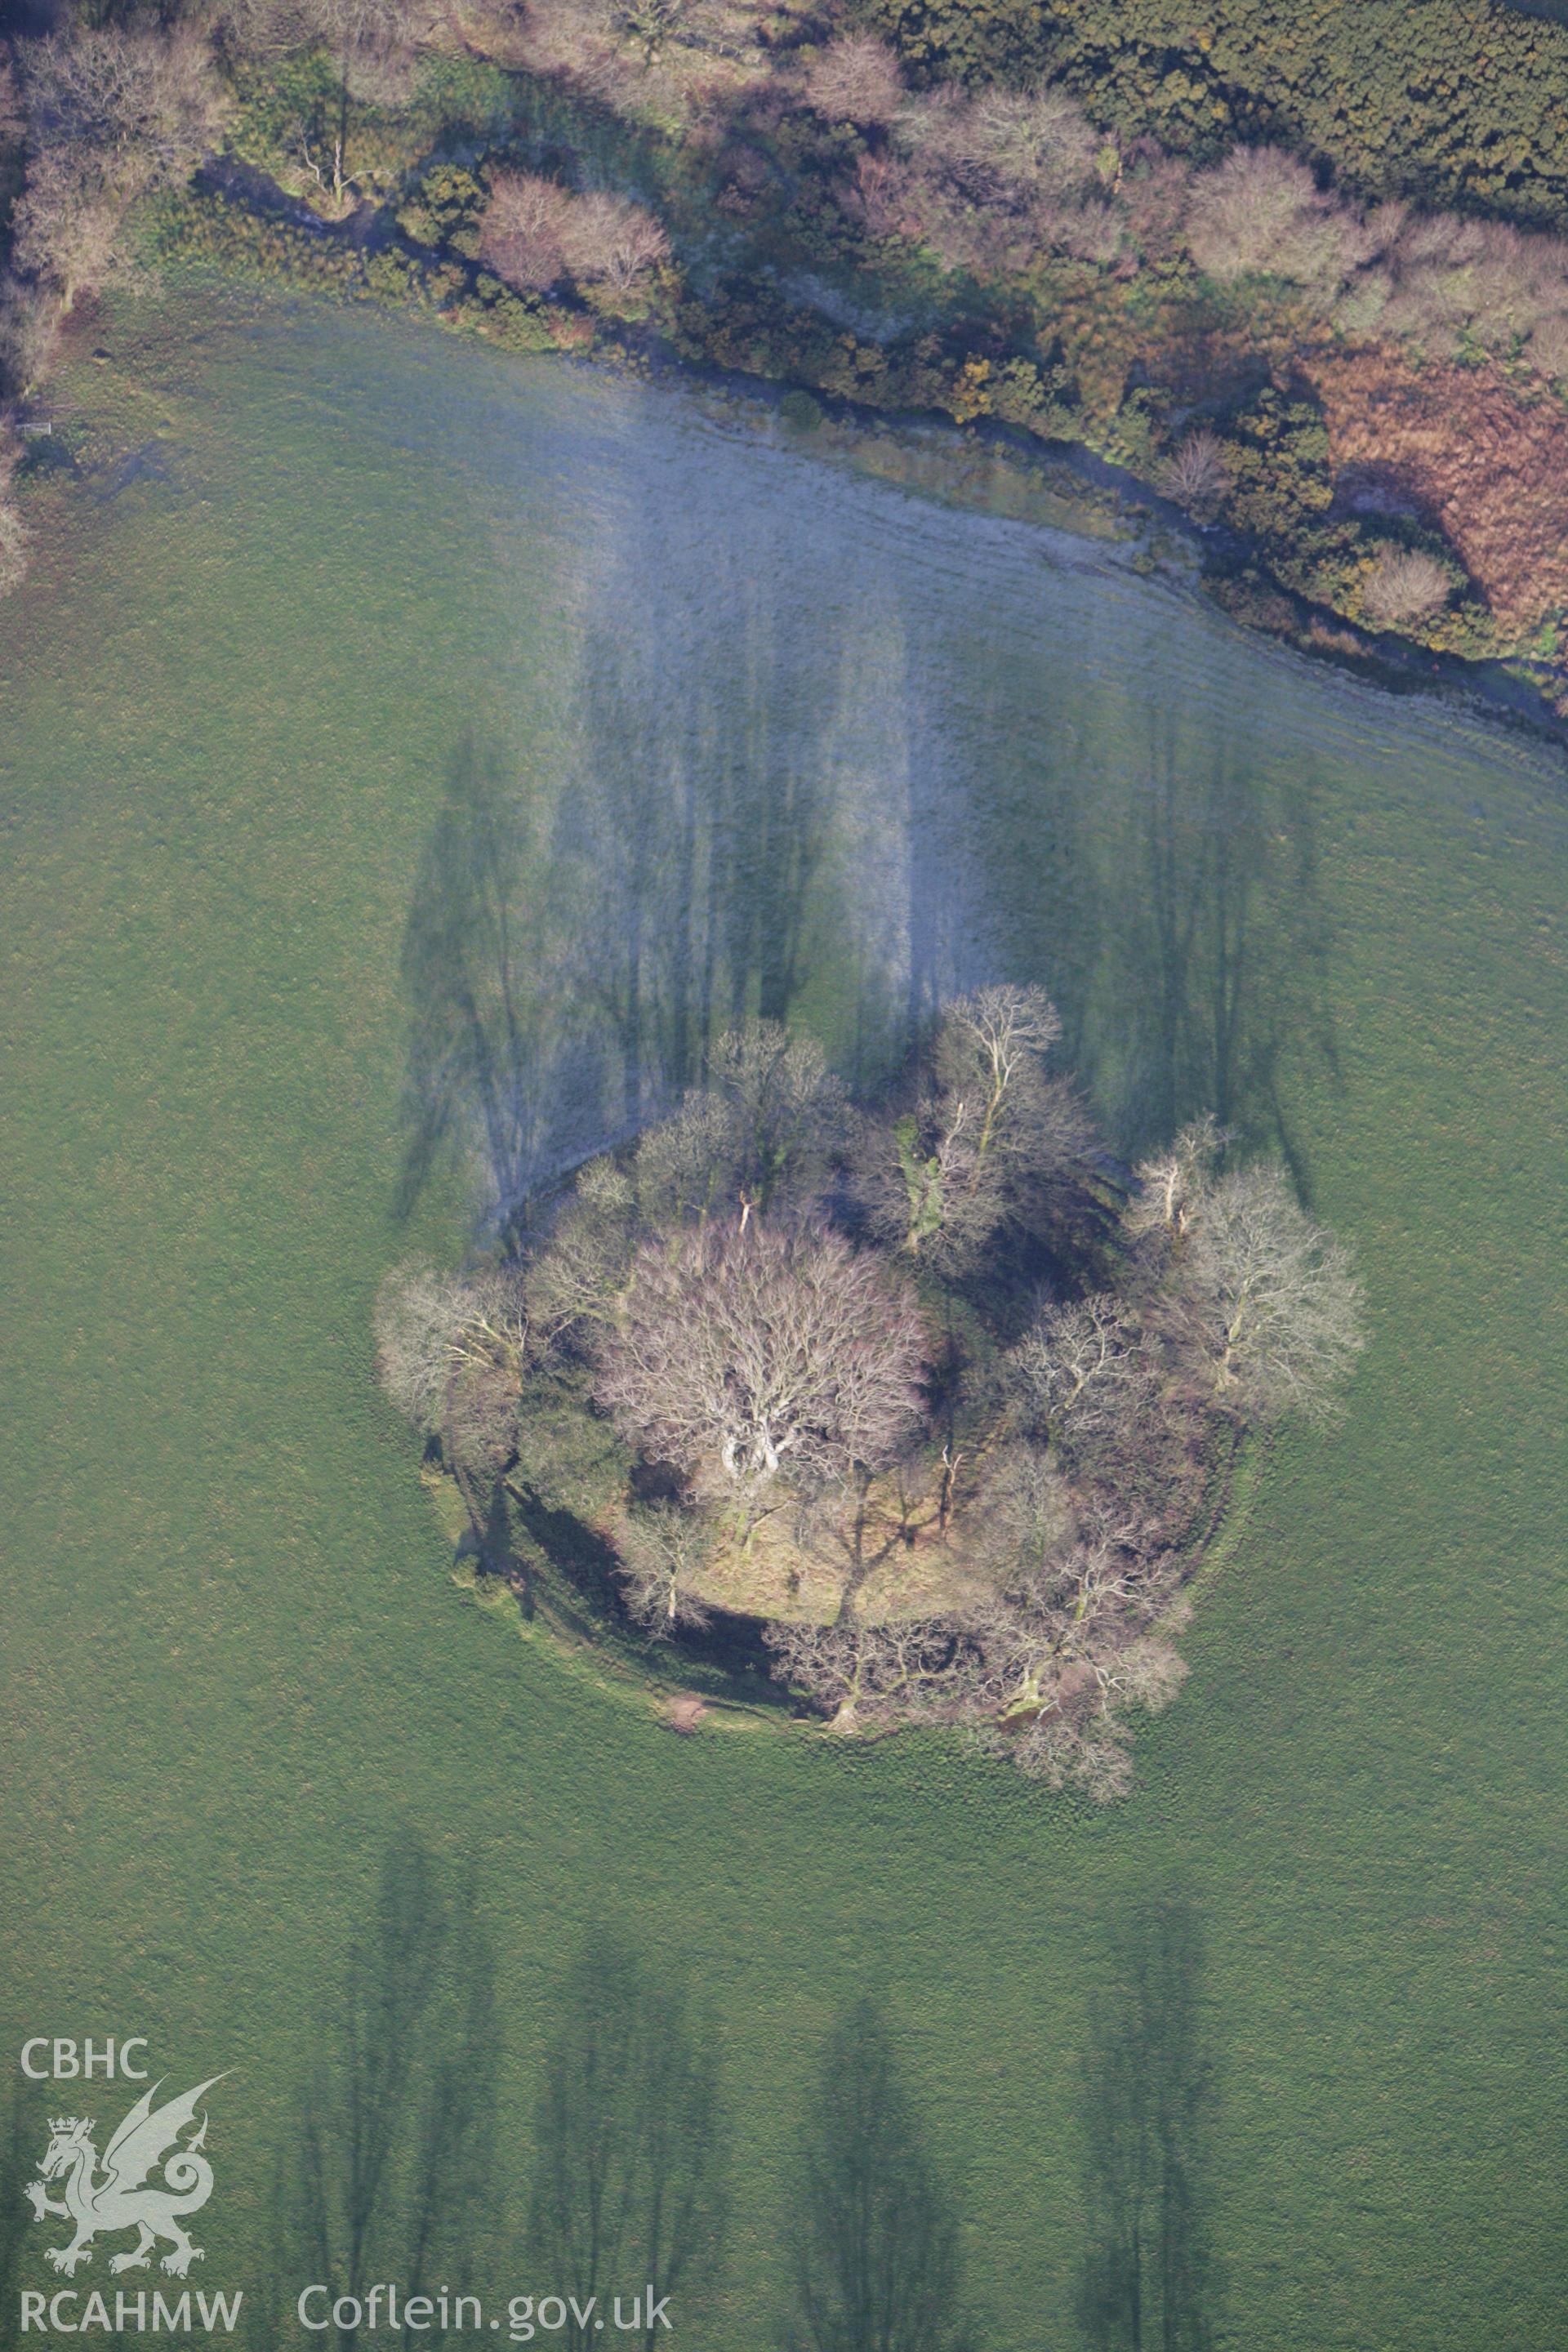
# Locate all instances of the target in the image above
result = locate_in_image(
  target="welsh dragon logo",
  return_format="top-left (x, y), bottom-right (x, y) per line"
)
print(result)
top-left (25, 2076), bottom-right (225, 2278)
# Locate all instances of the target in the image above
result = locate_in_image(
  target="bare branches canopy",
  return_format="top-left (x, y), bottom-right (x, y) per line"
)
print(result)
top-left (479, 172), bottom-right (669, 297)
top-left (594, 1218), bottom-right (927, 1502)
top-left (851, 984), bottom-right (1090, 1273)
top-left (1169, 1164), bottom-right (1366, 1423)
top-left (374, 1260), bottom-right (531, 1472)
top-left (376, 1007), bottom-right (1365, 1797)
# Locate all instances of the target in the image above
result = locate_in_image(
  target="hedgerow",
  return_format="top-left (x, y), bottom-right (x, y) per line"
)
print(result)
top-left (145, 189), bottom-right (566, 354)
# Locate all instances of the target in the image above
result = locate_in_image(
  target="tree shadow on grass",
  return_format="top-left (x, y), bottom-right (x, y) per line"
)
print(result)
top-left (552, 607), bottom-right (840, 1129)
top-left (524, 1934), bottom-right (728, 2352)
top-left (1117, 731), bottom-right (1338, 1197)
top-left (392, 706), bottom-right (837, 1238)
top-left (393, 553), bottom-right (991, 1238)
top-left (394, 736), bottom-right (568, 1232)
top-left (254, 1833), bottom-right (497, 2352)
top-left (784, 1997), bottom-right (975, 2352)
top-left (1076, 1890), bottom-right (1221, 2352)
top-left (991, 705), bottom-right (1339, 1190)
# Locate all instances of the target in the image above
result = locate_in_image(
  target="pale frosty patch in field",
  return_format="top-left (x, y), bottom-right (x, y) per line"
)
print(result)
top-left (414, 423), bottom-right (998, 1226)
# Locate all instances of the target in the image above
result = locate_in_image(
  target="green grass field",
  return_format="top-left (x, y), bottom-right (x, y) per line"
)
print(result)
top-left (2, 286), bottom-right (1566, 2351)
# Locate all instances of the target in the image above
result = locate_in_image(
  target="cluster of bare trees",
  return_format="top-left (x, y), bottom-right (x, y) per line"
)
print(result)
top-left (484, 6), bottom-right (1568, 387)
top-left (8, 0), bottom-right (1568, 639)
top-left (479, 171), bottom-right (669, 297)
top-left (851, 983), bottom-right (1092, 1275)
top-left (856, 56), bottom-right (1568, 376)
top-left (376, 991), bottom-right (1364, 1797)
top-left (759, 1099), bottom-right (1361, 1798)
top-left (1186, 144), bottom-right (1568, 372)
top-left (746, 1441), bottom-right (1189, 1795)
top-left (866, 71), bottom-right (1129, 274)
top-left (0, 0), bottom-right (461, 403)
top-left (0, 14), bottom-right (244, 591)
top-left (2, 20), bottom-right (226, 394)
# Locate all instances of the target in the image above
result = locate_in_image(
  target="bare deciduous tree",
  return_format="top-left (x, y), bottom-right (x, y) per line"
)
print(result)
top-left (801, 35), bottom-right (904, 127)
top-left (1185, 147), bottom-right (1374, 301)
top-left (637, 1019), bottom-right (845, 1224)
top-left (374, 1260), bottom-right (531, 1468)
top-left (10, 154), bottom-right (125, 313)
top-left (1527, 312), bottom-right (1568, 379)
top-left (837, 149), bottom-right (918, 240)
top-left (11, 24), bottom-right (223, 314)
top-left (1124, 1113), bottom-right (1229, 1248)
top-left (530, 1159), bottom-right (639, 1336)
top-left (1125, 1126), bottom-right (1365, 1425)
top-left (558, 189), bottom-right (669, 290)
top-left (965, 1546), bottom-right (1187, 1800)
top-left (1004, 1297), bottom-right (1147, 1446)
top-left (967, 1434), bottom-right (1081, 1571)
top-left (376, 1263), bottom-right (474, 1429)
top-left (595, 1218), bottom-right (927, 1501)
top-left (17, 25), bottom-right (221, 180)
top-left (288, 119), bottom-right (363, 214)
top-left (855, 985), bottom-right (1088, 1272)
top-left (951, 83), bottom-right (1102, 198)
top-left (219, 0), bottom-right (416, 213)
top-left (763, 1614), bottom-right (970, 1732)
top-left (938, 982), bottom-right (1062, 1124)
top-left (1173, 1165), bottom-right (1366, 1422)
top-left (1159, 430), bottom-right (1232, 519)
top-left (616, 1504), bottom-right (715, 1634)
top-left (970, 1544), bottom-right (1141, 1710)
top-left (1361, 546), bottom-right (1451, 629)
top-left (479, 168), bottom-right (577, 290)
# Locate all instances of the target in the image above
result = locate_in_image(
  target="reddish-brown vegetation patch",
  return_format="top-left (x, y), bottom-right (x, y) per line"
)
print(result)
top-left (1307, 347), bottom-right (1568, 631)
